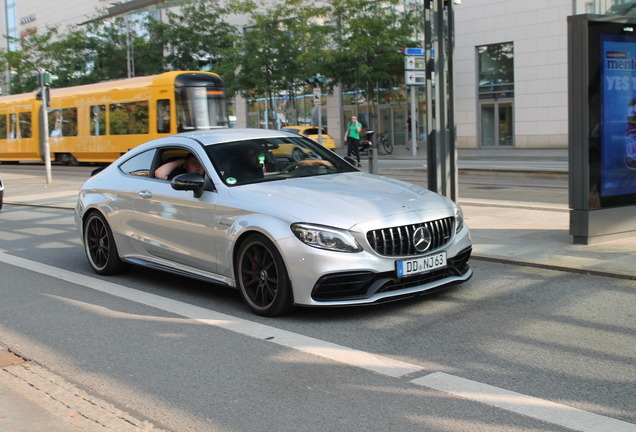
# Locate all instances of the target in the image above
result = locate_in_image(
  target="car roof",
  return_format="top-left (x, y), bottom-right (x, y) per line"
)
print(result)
top-left (175, 128), bottom-right (298, 146)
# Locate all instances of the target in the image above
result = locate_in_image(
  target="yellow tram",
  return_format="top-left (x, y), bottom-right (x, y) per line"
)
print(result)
top-left (0, 71), bottom-right (227, 164)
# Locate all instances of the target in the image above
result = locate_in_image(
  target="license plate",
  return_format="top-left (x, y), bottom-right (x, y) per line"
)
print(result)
top-left (396, 251), bottom-right (447, 278)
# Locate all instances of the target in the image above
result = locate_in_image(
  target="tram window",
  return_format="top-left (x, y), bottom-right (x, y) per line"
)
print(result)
top-left (157, 99), bottom-right (171, 134)
top-left (48, 108), bottom-right (77, 137)
top-left (119, 148), bottom-right (156, 177)
top-left (110, 101), bottom-right (149, 135)
top-left (19, 112), bottom-right (32, 139)
top-left (0, 115), bottom-right (7, 139)
top-left (90, 105), bottom-right (106, 136)
top-left (9, 114), bottom-right (16, 139)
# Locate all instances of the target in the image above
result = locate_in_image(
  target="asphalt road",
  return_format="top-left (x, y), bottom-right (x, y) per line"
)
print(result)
top-left (1, 197), bottom-right (634, 431)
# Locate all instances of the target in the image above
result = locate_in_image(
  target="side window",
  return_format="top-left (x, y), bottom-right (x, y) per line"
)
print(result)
top-left (90, 105), bottom-right (106, 136)
top-left (19, 112), bottom-right (32, 138)
top-left (0, 114), bottom-right (7, 139)
top-left (48, 107), bottom-right (77, 137)
top-left (110, 101), bottom-right (149, 135)
top-left (155, 148), bottom-right (209, 183)
top-left (9, 113), bottom-right (16, 139)
top-left (118, 149), bottom-right (156, 177)
top-left (305, 128), bottom-right (318, 135)
top-left (157, 99), bottom-right (171, 134)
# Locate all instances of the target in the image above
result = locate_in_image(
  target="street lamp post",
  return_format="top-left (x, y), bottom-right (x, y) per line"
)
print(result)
top-left (38, 70), bottom-right (57, 184)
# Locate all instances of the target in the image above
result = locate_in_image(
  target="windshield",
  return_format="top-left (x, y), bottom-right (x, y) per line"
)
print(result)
top-left (176, 87), bottom-right (228, 131)
top-left (206, 136), bottom-right (357, 187)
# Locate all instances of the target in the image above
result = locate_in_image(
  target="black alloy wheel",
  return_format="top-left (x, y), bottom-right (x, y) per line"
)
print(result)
top-left (84, 212), bottom-right (131, 275)
top-left (236, 234), bottom-right (294, 317)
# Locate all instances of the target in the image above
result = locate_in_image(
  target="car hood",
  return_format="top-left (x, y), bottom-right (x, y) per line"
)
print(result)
top-left (226, 172), bottom-right (453, 229)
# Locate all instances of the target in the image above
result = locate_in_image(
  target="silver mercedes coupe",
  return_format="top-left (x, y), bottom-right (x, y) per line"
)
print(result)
top-left (75, 128), bottom-right (472, 316)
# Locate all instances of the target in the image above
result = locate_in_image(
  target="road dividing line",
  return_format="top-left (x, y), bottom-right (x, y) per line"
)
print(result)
top-left (0, 252), bottom-right (422, 378)
top-left (412, 372), bottom-right (636, 432)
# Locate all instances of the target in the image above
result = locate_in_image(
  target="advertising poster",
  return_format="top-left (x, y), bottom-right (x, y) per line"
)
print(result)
top-left (600, 33), bottom-right (636, 201)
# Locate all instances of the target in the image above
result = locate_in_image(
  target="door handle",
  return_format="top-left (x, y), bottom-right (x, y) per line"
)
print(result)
top-left (138, 190), bottom-right (152, 199)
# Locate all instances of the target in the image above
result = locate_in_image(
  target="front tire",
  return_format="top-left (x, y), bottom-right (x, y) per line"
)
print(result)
top-left (83, 212), bottom-right (130, 275)
top-left (236, 234), bottom-right (294, 317)
top-left (382, 138), bottom-right (393, 154)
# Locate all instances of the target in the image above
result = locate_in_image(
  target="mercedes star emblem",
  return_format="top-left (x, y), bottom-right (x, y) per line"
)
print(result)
top-left (413, 226), bottom-right (432, 253)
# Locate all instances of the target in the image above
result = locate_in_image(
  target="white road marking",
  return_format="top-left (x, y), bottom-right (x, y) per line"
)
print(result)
top-left (2, 251), bottom-right (635, 431)
top-left (412, 372), bottom-right (636, 432)
top-left (0, 252), bottom-right (422, 378)
top-left (5, 190), bottom-right (78, 202)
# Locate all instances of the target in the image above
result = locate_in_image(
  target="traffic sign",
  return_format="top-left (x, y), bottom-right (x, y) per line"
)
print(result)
top-left (405, 55), bottom-right (426, 70)
top-left (405, 71), bottom-right (426, 85)
top-left (313, 87), bottom-right (321, 105)
top-left (404, 47), bottom-right (425, 56)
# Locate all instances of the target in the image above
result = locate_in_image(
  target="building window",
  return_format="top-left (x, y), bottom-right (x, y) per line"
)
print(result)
top-left (477, 42), bottom-right (514, 147)
top-left (478, 42), bottom-right (514, 100)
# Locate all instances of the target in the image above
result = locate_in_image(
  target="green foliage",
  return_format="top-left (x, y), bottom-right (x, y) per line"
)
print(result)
top-left (158, 0), bottom-right (238, 73)
top-left (326, 0), bottom-right (417, 91)
top-left (0, 26), bottom-right (59, 93)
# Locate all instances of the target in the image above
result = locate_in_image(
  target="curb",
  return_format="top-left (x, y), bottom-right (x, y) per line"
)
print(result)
top-left (471, 254), bottom-right (636, 281)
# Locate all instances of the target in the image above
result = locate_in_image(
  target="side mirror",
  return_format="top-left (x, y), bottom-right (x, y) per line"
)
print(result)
top-left (171, 172), bottom-right (205, 198)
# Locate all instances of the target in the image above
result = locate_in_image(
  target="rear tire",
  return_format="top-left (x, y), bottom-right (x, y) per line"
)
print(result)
top-left (83, 212), bottom-right (131, 275)
top-left (236, 234), bottom-right (294, 317)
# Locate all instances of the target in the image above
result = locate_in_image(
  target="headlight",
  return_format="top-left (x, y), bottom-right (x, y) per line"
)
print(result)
top-left (453, 203), bottom-right (464, 233)
top-left (291, 223), bottom-right (362, 253)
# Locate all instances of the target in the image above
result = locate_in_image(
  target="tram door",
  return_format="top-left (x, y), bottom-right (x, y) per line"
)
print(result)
top-left (480, 100), bottom-right (514, 147)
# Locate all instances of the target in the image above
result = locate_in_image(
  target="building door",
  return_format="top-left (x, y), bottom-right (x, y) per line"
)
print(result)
top-left (479, 100), bottom-right (513, 147)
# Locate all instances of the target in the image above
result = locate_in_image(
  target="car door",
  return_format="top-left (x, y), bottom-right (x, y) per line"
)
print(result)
top-left (130, 143), bottom-right (219, 274)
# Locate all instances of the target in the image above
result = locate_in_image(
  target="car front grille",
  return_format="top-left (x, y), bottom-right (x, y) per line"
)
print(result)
top-left (366, 216), bottom-right (455, 257)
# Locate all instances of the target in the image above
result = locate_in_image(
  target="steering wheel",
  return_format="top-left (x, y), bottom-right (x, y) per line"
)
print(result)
top-left (284, 162), bottom-right (309, 173)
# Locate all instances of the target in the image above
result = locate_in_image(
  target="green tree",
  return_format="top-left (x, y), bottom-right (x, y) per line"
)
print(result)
top-left (0, 27), bottom-right (59, 93)
top-left (328, 0), bottom-right (416, 88)
top-left (232, 0), bottom-right (334, 125)
top-left (151, 0), bottom-right (238, 74)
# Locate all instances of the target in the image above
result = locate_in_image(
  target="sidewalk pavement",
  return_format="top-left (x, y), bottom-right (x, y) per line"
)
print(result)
top-left (1, 148), bottom-right (635, 431)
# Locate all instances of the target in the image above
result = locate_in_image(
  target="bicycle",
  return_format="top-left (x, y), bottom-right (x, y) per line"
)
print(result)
top-left (378, 131), bottom-right (393, 154)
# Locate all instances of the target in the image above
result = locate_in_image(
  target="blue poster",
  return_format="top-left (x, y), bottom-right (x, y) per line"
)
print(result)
top-left (600, 33), bottom-right (636, 199)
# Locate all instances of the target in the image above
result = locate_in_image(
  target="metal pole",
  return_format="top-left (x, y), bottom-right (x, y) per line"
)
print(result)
top-left (318, 86), bottom-right (322, 144)
top-left (425, 0), bottom-right (437, 192)
top-left (39, 70), bottom-right (52, 184)
top-left (447, 0), bottom-right (458, 201)
top-left (126, 16), bottom-right (133, 78)
top-left (410, 86), bottom-right (417, 156)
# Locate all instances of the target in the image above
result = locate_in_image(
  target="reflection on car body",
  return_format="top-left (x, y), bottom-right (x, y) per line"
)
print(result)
top-left (75, 128), bottom-right (472, 316)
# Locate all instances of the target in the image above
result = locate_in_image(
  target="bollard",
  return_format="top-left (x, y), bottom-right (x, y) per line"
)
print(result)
top-left (368, 147), bottom-right (378, 174)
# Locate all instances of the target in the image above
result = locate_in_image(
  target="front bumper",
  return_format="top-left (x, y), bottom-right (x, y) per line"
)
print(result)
top-left (311, 246), bottom-right (472, 302)
top-left (278, 225), bottom-right (473, 307)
